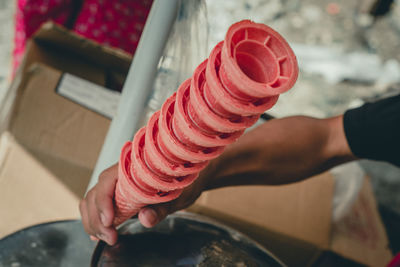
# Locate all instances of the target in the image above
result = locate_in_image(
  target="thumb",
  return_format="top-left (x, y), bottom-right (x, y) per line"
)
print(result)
top-left (137, 174), bottom-right (208, 228)
top-left (138, 202), bottom-right (173, 228)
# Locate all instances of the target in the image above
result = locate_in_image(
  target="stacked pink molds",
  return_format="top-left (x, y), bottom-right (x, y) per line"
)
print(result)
top-left (113, 20), bottom-right (298, 226)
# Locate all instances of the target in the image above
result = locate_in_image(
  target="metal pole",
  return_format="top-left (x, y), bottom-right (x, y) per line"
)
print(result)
top-left (87, 0), bottom-right (179, 191)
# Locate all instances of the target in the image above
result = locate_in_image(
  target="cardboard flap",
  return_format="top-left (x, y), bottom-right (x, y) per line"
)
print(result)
top-left (0, 132), bottom-right (80, 238)
top-left (34, 22), bottom-right (132, 74)
top-left (194, 172), bottom-right (334, 248)
top-left (9, 63), bottom-right (110, 169)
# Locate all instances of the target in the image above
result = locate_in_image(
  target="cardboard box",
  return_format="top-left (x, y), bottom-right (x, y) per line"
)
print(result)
top-left (9, 64), bottom-right (111, 171)
top-left (0, 132), bottom-right (81, 237)
top-left (0, 23), bottom-right (131, 237)
top-left (0, 21), bottom-right (132, 134)
top-left (190, 173), bottom-right (392, 266)
top-left (20, 22), bottom-right (131, 85)
top-left (1, 21), bottom-right (132, 178)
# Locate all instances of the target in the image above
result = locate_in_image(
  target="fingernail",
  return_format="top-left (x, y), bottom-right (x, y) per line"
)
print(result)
top-left (143, 208), bottom-right (158, 226)
top-left (100, 213), bottom-right (107, 226)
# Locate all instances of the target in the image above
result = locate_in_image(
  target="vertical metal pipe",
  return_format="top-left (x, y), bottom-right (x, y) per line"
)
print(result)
top-left (87, 0), bottom-right (179, 191)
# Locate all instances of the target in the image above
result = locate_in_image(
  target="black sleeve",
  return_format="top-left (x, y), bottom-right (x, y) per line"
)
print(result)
top-left (343, 93), bottom-right (400, 167)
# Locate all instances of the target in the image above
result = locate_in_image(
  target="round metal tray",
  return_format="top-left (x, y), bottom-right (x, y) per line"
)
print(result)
top-left (92, 212), bottom-right (285, 267)
top-left (0, 220), bottom-right (95, 267)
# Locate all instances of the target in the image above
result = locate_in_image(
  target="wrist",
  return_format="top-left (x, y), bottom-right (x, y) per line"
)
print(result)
top-left (199, 156), bottom-right (222, 191)
top-left (324, 115), bottom-right (357, 164)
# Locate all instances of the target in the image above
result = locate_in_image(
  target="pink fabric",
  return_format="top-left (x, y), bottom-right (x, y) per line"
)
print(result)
top-left (14, 0), bottom-right (73, 73)
top-left (73, 0), bottom-right (151, 54)
top-left (13, 0), bottom-right (152, 75)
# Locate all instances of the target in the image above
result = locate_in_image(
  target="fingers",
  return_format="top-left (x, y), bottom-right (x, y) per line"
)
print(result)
top-left (94, 165), bottom-right (118, 227)
top-left (80, 188), bottom-right (118, 245)
top-left (88, 189), bottom-right (118, 244)
top-left (79, 164), bottom-right (119, 245)
top-left (90, 236), bottom-right (99, 241)
top-left (138, 204), bottom-right (171, 228)
top-left (79, 197), bottom-right (92, 234)
top-left (138, 181), bottom-right (204, 228)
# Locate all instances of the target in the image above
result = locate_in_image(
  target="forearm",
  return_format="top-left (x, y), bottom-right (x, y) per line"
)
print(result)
top-left (203, 115), bottom-right (356, 190)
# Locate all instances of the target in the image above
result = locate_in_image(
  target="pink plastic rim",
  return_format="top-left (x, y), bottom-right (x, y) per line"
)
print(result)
top-left (144, 111), bottom-right (208, 176)
top-left (205, 42), bottom-right (279, 117)
top-left (131, 127), bottom-right (199, 191)
top-left (189, 59), bottom-right (259, 132)
top-left (159, 92), bottom-right (224, 162)
top-left (221, 20), bottom-right (298, 99)
top-left (173, 79), bottom-right (243, 148)
top-left (118, 140), bottom-right (181, 203)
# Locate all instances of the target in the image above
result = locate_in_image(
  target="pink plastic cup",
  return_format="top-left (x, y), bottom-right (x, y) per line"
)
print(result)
top-left (172, 79), bottom-right (243, 148)
top-left (188, 59), bottom-right (260, 133)
top-left (131, 127), bottom-right (199, 192)
top-left (112, 20), bottom-right (300, 226)
top-left (113, 138), bottom-right (182, 226)
top-left (157, 93), bottom-right (225, 163)
top-left (144, 111), bottom-right (208, 176)
top-left (205, 41), bottom-right (279, 117)
top-left (220, 20), bottom-right (298, 100)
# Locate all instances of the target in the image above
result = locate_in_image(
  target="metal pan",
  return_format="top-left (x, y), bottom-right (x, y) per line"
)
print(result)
top-left (0, 220), bottom-right (95, 267)
top-left (91, 212), bottom-right (286, 267)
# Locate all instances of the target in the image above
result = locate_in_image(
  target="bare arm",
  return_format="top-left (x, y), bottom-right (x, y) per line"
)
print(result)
top-left (204, 115), bottom-right (356, 189)
top-left (80, 115), bottom-right (356, 245)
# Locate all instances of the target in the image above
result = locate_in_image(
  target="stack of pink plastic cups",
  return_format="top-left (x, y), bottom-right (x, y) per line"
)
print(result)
top-left (113, 20), bottom-right (299, 226)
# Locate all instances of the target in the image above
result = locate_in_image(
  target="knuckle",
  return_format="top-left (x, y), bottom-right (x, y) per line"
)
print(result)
top-left (87, 215), bottom-right (99, 235)
top-left (94, 196), bottom-right (104, 213)
top-left (93, 188), bottom-right (106, 208)
top-left (98, 172), bottom-right (107, 183)
top-left (98, 167), bottom-right (112, 182)
top-left (86, 188), bottom-right (95, 199)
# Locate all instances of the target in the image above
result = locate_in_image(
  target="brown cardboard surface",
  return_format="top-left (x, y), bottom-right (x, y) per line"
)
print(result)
top-left (34, 22), bottom-right (132, 74)
top-left (0, 23), bottom-right (132, 239)
top-left (194, 172), bottom-right (334, 248)
top-left (330, 177), bottom-right (392, 267)
top-left (18, 22), bottom-right (133, 87)
top-left (0, 22), bottom-right (131, 217)
top-left (189, 172), bottom-right (334, 266)
top-left (189, 205), bottom-right (322, 267)
top-left (190, 172), bottom-right (392, 266)
top-left (20, 38), bottom-right (106, 86)
top-left (0, 132), bottom-right (80, 238)
top-left (0, 22), bottom-right (131, 141)
top-left (0, 22), bottom-right (131, 240)
top-left (28, 148), bottom-right (92, 198)
top-left (9, 64), bottom-right (110, 170)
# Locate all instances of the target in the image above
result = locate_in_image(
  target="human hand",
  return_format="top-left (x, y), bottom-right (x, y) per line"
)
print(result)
top-left (137, 170), bottom-right (209, 228)
top-left (79, 164), bottom-right (119, 245)
top-left (79, 161), bottom-right (214, 245)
